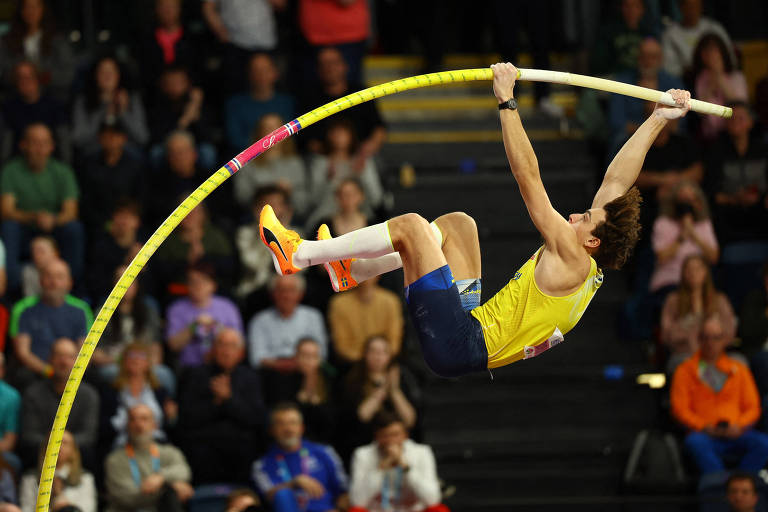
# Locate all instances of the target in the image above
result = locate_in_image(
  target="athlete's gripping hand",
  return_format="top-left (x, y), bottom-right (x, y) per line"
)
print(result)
top-left (491, 62), bottom-right (518, 104)
top-left (654, 89), bottom-right (691, 120)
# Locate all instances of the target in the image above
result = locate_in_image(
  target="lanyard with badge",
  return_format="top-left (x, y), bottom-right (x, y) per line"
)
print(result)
top-left (276, 448), bottom-right (311, 510)
top-left (125, 443), bottom-right (160, 487)
top-left (381, 467), bottom-right (403, 511)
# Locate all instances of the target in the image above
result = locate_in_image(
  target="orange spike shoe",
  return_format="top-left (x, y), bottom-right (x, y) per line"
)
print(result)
top-left (317, 224), bottom-right (358, 292)
top-left (259, 204), bottom-right (303, 275)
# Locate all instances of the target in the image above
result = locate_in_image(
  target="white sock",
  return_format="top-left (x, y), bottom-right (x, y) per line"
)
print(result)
top-left (293, 222), bottom-right (395, 268)
top-left (349, 221), bottom-right (444, 282)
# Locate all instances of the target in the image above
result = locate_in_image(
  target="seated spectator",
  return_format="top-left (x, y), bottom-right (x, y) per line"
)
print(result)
top-left (0, 353), bottom-right (20, 473)
top-left (154, 200), bottom-right (235, 294)
top-left (233, 114), bottom-right (307, 216)
top-left (147, 65), bottom-right (216, 169)
top-left (0, 0), bottom-right (75, 100)
top-left (726, 472), bottom-right (760, 512)
top-left (85, 201), bottom-right (143, 302)
top-left (300, 47), bottom-right (386, 160)
top-left (248, 274), bottom-right (328, 372)
top-left (608, 38), bottom-right (684, 157)
top-left (79, 121), bottom-right (144, 235)
top-left (178, 328), bottom-right (266, 485)
top-left (20, 235), bottom-right (57, 298)
top-left (338, 336), bottom-right (417, 463)
top-left (662, 0), bottom-right (735, 78)
top-left (136, 0), bottom-right (201, 94)
top-left (91, 267), bottom-right (169, 389)
top-left (225, 54), bottom-right (295, 152)
top-left (328, 275), bottom-right (403, 367)
top-left (349, 412), bottom-right (447, 512)
top-left (692, 33), bottom-right (748, 141)
top-left (236, 186), bottom-right (301, 314)
top-left (202, 0), bottom-right (283, 91)
top-left (0, 123), bottom-right (85, 293)
top-left (298, 0), bottom-right (369, 85)
top-left (311, 178), bottom-right (370, 237)
top-left (0, 454), bottom-right (18, 511)
top-left (72, 56), bottom-right (149, 154)
top-left (589, 0), bottom-right (657, 76)
top-left (226, 488), bottom-right (262, 512)
top-left (649, 181), bottom-right (718, 294)
top-left (105, 404), bottom-right (193, 512)
top-left (165, 261), bottom-right (243, 368)
top-left (670, 316), bottom-right (768, 477)
top-left (661, 255), bottom-right (736, 371)
top-left (305, 120), bottom-right (384, 231)
top-left (252, 402), bottom-right (347, 512)
top-left (11, 259), bottom-right (92, 385)
top-left (100, 343), bottom-right (176, 450)
top-left (19, 430), bottom-right (96, 512)
top-left (0, 61), bottom-right (69, 163)
top-left (19, 338), bottom-right (99, 469)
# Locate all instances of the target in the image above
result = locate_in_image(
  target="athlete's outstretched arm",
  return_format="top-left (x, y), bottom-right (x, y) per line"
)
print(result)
top-left (492, 63), bottom-right (576, 255)
top-left (592, 89), bottom-right (691, 209)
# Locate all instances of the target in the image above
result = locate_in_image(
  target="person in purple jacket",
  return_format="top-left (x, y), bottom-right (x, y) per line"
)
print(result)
top-left (253, 402), bottom-right (348, 512)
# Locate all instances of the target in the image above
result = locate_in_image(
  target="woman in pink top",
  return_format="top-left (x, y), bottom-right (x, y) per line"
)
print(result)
top-left (649, 181), bottom-right (718, 293)
top-left (693, 33), bottom-right (748, 140)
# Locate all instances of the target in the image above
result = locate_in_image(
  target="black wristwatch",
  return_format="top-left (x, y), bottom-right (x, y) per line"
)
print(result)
top-left (498, 97), bottom-right (518, 111)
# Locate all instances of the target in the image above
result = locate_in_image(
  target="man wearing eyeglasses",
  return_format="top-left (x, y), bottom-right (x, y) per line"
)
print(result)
top-left (670, 315), bottom-right (768, 477)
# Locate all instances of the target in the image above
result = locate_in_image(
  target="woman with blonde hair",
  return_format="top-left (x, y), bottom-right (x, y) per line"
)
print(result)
top-left (19, 431), bottom-right (96, 512)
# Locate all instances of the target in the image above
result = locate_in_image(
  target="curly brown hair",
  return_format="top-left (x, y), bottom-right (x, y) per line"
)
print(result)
top-left (590, 187), bottom-right (643, 270)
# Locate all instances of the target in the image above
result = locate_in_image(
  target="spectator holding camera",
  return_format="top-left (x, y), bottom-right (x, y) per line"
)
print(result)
top-left (671, 315), bottom-right (768, 477)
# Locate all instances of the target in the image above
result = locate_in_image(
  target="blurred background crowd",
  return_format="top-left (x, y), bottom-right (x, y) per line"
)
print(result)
top-left (0, 0), bottom-right (765, 511)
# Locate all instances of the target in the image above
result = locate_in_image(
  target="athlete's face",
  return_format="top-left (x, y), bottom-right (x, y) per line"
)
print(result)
top-left (568, 207), bottom-right (606, 248)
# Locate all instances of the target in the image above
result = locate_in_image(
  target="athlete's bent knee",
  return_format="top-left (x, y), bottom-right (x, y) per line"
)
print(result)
top-left (391, 213), bottom-right (431, 244)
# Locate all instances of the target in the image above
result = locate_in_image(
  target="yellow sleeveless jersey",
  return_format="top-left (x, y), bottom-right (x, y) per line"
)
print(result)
top-left (470, 246), bottom-right (603, 368)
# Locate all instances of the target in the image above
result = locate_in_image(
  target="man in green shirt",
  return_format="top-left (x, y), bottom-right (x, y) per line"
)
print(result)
top-left (0, 122), bottom-right (84, 293)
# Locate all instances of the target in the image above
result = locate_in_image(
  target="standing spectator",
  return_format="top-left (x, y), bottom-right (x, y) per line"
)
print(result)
top-left (1, 123), bottom-right (85, 292)
top-left (136, 0), bottom-right (201, 94)
top-left (178, 328), bottom-right (266, 485)
top-left (165, 262), bottom-right (243, 368)
top-left (608, 38), bottom-right (684, 157)
top-left (147, 65), bottom-right (216, 169)
top-left (252, 402), bottom-right (347, 512)
top-left (0, 353), bottom-right (20, 472)
top-left (236, 186), bottom-right (300, 314)
top-left (0, 61), bottom-right (69, 163)
top-left (349, 412), bottom-right (447, 512)
top-left (649, 181), bottom-right (718, 294)
top-left (10, 259), bottom-right (92, 384)
top-left (726, 472), bottom-right (760, 512)
top-left (662, 0), bottom-right (735, 78)
top-left (328, 275), bottom-right (403, 366)
top-left (233, 113), bottom-right (306, 216)
top-left (79, 121), bottom-right (144, 235)
top-left (225, 54), bottom-right (295, 152)
top-left (202, 0), bottom-right (284, 91)
top-left (72, 56), bottom-right (149, 153)
top-left (100, 343), bottom-right (176, 449)
top-left (692, 34), bottom-right (748, 141)
top-left (20, 235), bottom-right (57, 299)
top-left (671, 316), bottom-right (768, 477)
top-left (19, 430), bottom-right (97, 512)
top-left (338, 336), bottom-right (417, 463)
top-left (0, 0), bottom-right (75, 100)
top-left (660, 255), bottom-right (736, 372)
top-left (105, 404), bottom-right (193, 512)
top-left (86, 201), bottom-right (143, 302)
top-left (590, 0), bottom-right (658, 76)
top-left (19, 338), bottom-right (99, 468)
top-left (298, 0), bottom-right (370, 85)
top-left (300, 47), bottom-right (386, 161)
top-left (247, 274), bottom-right (328, 371)
top-left (305, 121), bottom-right (384, 231)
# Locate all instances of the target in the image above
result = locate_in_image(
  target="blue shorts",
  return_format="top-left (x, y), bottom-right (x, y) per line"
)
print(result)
top-left (405, 265), bottom-right (488, 378)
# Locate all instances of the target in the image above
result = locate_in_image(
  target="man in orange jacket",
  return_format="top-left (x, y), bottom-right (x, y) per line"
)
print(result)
top-left (671, 315), bottom-right (768, 475)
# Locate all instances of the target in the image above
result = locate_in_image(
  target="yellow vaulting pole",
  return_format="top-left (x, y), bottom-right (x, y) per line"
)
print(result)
top-left (36, 67), bottom-right (729, 510)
